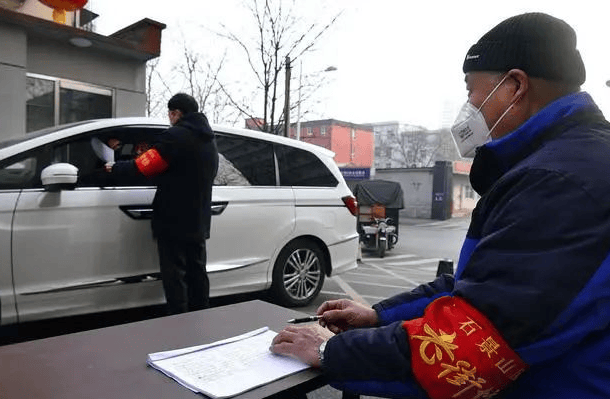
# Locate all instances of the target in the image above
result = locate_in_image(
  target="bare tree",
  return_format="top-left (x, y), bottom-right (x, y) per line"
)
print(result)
top-left (387, 127), bottom-right (461, 167)
top-left (173, 43), bottom-right (237, 124)
top-left (389, 128), bottom-right (429, 167)
top-left (217, 0), bottom-right (341, 134)
top-left (145, 58), bottom-right (172, 118)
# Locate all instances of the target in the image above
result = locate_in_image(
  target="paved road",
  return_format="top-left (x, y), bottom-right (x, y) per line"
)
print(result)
top-left (302, 216), bottom-right (469, 314)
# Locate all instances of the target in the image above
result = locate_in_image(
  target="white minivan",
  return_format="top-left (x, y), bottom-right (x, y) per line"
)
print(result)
top-left (0, 118), bottom-right (359, 326)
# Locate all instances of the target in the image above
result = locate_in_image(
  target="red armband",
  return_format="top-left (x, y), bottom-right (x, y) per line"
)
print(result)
top-left (135, 148), bottom-right (169, 177)
top-left (403, 296), bottom-right (527, 399)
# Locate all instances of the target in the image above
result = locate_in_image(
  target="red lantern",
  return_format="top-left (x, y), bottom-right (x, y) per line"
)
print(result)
top-left (38, 0), bottom-right (88, 24)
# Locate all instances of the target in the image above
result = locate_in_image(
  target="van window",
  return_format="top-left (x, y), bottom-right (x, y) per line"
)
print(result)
top-left (275, 144), bottom-right (338, 187)
top-left (215, 133), bottom-right (275, 186)
top-left (0, 155), bottom-right (39, 190)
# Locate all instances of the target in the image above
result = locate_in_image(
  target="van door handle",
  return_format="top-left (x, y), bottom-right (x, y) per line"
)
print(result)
top-left (211, 202), bottom-right (228, 216)
top-left (120, 205), bottom-right (153, 220)
top-left (120, 202), bottom-right (227, 219)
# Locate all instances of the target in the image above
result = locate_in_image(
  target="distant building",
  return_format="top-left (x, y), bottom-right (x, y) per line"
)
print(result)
top-left (367, 121), bottom-right (460, 169)
top-left (375, 160), bottom-right (478, 219)
top-left (0, 0), bottom-right (165, 140)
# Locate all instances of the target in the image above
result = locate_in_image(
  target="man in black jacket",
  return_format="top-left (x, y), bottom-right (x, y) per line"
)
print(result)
top-left (110, 93), bottom-right (219, 314)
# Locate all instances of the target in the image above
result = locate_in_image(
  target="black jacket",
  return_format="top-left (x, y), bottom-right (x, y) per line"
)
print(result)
top-left (114, 113), bottom-right (218, 241)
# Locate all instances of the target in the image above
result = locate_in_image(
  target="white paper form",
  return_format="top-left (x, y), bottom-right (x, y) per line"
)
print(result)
top-left (147, 327), bottom-right (270, 362)
top-left (147, 328), bottom-right (310, 398)
top-left (90, 137), bottom-right (115, 163)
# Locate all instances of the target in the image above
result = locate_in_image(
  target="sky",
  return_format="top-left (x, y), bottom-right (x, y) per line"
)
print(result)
top-left (90, 0), bottom-right (610, 130)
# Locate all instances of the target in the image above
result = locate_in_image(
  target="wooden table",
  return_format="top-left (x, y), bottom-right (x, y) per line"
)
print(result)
top-left (0, 300), bottom-right (327, 398)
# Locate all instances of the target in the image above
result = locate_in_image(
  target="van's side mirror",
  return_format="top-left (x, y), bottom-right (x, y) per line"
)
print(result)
top-left (41, 163), bottom-right (78, 191)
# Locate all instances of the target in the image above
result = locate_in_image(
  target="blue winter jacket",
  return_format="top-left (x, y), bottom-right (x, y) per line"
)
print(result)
top-left (322, 92), bottom-right (610, 398)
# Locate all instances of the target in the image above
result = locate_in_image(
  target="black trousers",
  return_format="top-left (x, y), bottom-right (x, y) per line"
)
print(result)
top-left (157, 238), bottom-right (209, 315)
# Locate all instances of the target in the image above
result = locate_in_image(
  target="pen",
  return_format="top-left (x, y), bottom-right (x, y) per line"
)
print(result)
top-left (287, 315), bottom-right (322, 324)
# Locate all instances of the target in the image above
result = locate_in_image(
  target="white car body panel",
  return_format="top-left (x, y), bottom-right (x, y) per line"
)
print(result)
top-left (206, 185), bottom-right (295, 293)
top-left (12, 187), bottom-right (160, 322)
top-left (0, 191), bottom-right (19, 325)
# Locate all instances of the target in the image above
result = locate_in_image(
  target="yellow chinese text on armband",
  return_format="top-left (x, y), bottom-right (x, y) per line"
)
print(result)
top-left (402, 296), bottom-right (528, 399)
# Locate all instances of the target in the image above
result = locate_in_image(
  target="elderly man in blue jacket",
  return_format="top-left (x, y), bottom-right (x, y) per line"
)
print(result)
top-left (271, 12), bottom-right (610, 399)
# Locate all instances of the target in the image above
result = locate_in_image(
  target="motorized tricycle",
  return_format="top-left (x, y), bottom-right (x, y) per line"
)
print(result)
top-left (353, 180), bottom-right (404, 258)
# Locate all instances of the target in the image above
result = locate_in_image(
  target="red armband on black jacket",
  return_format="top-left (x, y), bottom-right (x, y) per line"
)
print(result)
top-left (403, 296), bottom-right (528, 399)
top-left (135, 148), bottom-right (169, 177)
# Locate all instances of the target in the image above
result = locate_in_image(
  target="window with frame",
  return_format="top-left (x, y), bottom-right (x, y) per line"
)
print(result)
top-left (214, 133), bottom-right (275, 186)
top-left (306, 127), bottom-right (313, 136)
top-left (321, 126), bottom-right (327, 136)
top-left (275, 144), bottom-right (338, 187)
top-left (26, 74), bottom-right (113, 133)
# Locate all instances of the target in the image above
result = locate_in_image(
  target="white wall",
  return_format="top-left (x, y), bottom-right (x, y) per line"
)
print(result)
top-left (115, 89), bottom-right (147, 117)
top-left (27, 36), bottom-right (145, 93)
top-left (0, 21), bottom-right (149, 140)
top-left (375, 168), bottom-right (434, 219)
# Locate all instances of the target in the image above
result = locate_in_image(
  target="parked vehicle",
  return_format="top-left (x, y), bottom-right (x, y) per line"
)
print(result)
top-left (353, 179), bottom-right (404, 258)
top-left (0, 118), bottom-right (359, 327)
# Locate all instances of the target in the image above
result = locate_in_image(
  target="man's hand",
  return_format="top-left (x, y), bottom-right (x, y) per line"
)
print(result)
top-left (270, 324), bottom-right (334, 367)
top-left (317, 299), bottom-right (379, 334)
top-left (104, 162), bottom-right (115, 173)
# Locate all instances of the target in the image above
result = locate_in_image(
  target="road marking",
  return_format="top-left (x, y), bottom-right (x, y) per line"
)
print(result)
top-left (330, 276), bottom-right (370, 306)
top-left (365, 262), bottom-right (421, 287)
top-left (344, 271), bottom-right (391, 278)
top-left (412, 221), bottom-right (446, 227)
top-left (361, 254), bottom-right (416, 262)
top-left (412, 221), bottom-right (469, 229)
top-left (385, 258), bottom-right (441, 267)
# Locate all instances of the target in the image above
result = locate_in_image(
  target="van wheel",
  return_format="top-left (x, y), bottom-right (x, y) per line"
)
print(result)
top-left (271, 239), bottom-right (326, 307)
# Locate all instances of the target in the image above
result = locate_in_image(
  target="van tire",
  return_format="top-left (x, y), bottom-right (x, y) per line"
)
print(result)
top-left (271, 239), bottom-right (326, 307)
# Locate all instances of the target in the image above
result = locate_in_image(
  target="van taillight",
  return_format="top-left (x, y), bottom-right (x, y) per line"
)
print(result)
top-left (342, 195), bottom-right (358, 216)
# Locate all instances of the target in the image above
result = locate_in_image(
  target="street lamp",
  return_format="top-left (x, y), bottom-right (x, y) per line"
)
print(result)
top-left (295, 64), bottom-right (337, 140)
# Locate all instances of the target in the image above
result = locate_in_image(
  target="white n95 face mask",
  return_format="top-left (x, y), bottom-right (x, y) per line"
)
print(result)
top-left (450, 74), bottom-right (514, 158)
top-left (450, 102), bottom-right (491, 158)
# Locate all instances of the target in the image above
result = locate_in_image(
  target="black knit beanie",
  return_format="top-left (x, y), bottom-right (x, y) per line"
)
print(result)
top-left (462, 12), bottom-right (586, 85)
top-left (168, 93), bottom-right (199, 115)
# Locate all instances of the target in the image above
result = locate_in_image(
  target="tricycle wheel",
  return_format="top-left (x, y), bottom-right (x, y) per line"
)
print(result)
top-left (377, 240), bottom-right (386, 258)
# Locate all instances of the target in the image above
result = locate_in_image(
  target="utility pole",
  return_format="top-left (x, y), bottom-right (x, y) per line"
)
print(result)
top-left (296, 60), bottom-right (302, 140)
top-left (283, 56), bottom-right (291, 137)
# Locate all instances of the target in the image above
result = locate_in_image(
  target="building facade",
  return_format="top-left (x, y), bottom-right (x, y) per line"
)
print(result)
top-left (0, 1), bottom-right (164, 140)
top-left (375, 159), bottom-right (477, 219)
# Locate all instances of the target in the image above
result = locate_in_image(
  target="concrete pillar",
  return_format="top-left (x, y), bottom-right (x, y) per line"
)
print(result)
top-left (0, 24), bottom-right (27, 140)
